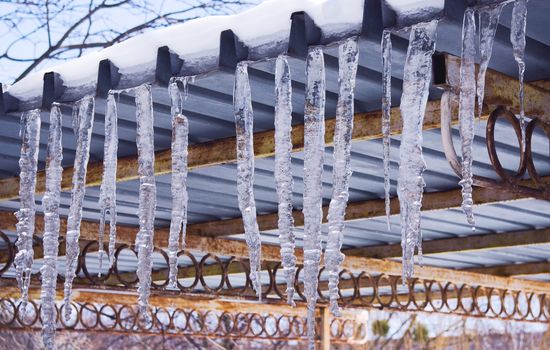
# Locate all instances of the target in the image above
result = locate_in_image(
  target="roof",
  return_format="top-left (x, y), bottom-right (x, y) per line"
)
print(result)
top-left (0, 0), bottom-right (549, 282)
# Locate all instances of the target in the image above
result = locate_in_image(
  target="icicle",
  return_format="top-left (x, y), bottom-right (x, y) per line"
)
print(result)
top-left (381, 30), bottom-right (393, 231)
top-left (63, 95), bottom-right (95, 320)
top-left (98, 93), bottom-right (118, 276)
top-left (397, 20), bottom-right (438, 280)
top-left (234, 62), bottom-right (262, 299)
top-left (274, 54), bottom-right (296, 306)
top-left (458, 8), bottom-right (477, 229)
top-left (167, 80), bottom-right (189, 288)
top-left (40, 104), bottom-right (63, 350)
top-left (510, 0), bottom-right (528, 147)
top-left (15, 108), bottom-right (41, 310)
top-left (134, 84), bottom-right (157, 317)
top-left (326, 37), bottom-right (359, 317)
top-left (302, 46), bottom-right (325, 350)
top-left (476, 3), bottom-right (504, 120)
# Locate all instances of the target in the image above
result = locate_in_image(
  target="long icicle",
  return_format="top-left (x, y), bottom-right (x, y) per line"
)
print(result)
top-left (458, 8), bottom-right (477, 229)
top-left (326, 36), bottom-right (359, 317)
top-left (167, 79), bottom-right (189, 288)
top-left (234, 62), bottom-right (262, 299)
top-left (274, 54), bottom-right (296, 306)
top-left (381, 30), bottom-right (393, 231)
top-left (98, 93), bottom-right (118, 275)
top-left (63, 95), bottom-right (95, 320)
top-left (15, 108), bottom-right (41, 310)
top-left (303, 46), bottom-right (325, 350)
top-left (398, 20), bottom-right (438, 280)
top-left (510, 0), bottom-right (528, 147)
top-left (134, 84), bottom-right (157, 318)
top-left (476, 3), bottom-right (504, 120)
top-left (40, 104), bottom-right (63, 350)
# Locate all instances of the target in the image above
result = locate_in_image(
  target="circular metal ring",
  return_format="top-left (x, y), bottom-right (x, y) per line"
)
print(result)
top-left (486, 107), bottom-right (528, 183)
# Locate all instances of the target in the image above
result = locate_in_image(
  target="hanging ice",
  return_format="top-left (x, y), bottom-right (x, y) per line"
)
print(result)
top-left (63, 95), bottom-right (95, 320)
top-left (274, 54), bottom-right (296, 306)
top-left (234, 62), bottom-right (262, 299)
top-left (381, 30), bottom-right (393, 230)
top-left (98, 93), bottom-right (118, 276)
top-left (167, 80), bottom-right (189, 288)
top-left (40, 104), bottom-right (63, 350)
top-left (302, 46), bottom-right (325, 350)
top-left (476, 3), bottom-right (504, 120)
top-left (510, 0), bottom-right (528, 145)
top-left (326, 37), bottom-right (359, 317)
top-left (134, 84), bottom-right (157, 317)
top-left (15, 108), bottom-right (41, 309)
top-left (397, 20), bottom-right (438, 280)
top-left (458, 8), bottom-right (477, 228)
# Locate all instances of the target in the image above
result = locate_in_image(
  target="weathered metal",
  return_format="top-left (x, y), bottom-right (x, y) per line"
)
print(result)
top-left (0, 297), bottom-right (367, 344)
top-left (1, 235), bottom-right (550, 322)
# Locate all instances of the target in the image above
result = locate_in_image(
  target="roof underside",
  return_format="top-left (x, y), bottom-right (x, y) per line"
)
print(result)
top-left (0, 0), bottom-right (549, 283)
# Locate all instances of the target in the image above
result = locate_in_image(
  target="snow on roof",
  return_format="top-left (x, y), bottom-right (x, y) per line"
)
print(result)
top-left (5, 0), bottom-right (365, 108)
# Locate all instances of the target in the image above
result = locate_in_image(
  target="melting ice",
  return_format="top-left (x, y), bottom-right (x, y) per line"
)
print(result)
top-left (274, 54), bottom-right (296, 306)
top-left (63, 96), bottom-right (95, 320)
top-left (15, 108), bottom-right (41, 310)
top-left (167, 79), bottom-right (189, 288)
top-left (381, 30), bottom-right (393, 230)
top-left (326, 37), bottom-right (359, 317)
top-left (134, 84), bottom-right (157, 317)
top-left (458, 8), bottom-right (477, 229)
top-left (302, 46), bottom-right (325, 350)
top-left (40, 104), bottom-right (63, 350)
top-left (397, 20), bottom-right (438, 280)
top-left (510, 0), bottom-right (528, 146)
top-left (234, 62), bottom-right (262, 299)
top-left (98, 93), bottom-right (118, 274)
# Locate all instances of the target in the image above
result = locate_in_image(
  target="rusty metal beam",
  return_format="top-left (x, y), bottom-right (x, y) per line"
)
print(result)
top-left (467, 261), bottom-right (550, 277)
top-left (343, 227), bottom-right (550, 260)
top-left (0, 102), bottom-right (442, 202)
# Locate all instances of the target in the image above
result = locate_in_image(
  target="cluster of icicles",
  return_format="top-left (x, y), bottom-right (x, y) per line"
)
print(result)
top-left (13, 1), bottom-right (529, 349)
top-left (382, 0), bottom-right (529, 279)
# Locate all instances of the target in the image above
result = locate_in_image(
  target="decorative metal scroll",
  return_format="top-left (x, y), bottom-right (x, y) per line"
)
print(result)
top-left (441, 91), bottom-right (550, 200)
top-left (1, 232), bottom-right (550, 323)
top-left (0, 298), bottom-right (365, 344)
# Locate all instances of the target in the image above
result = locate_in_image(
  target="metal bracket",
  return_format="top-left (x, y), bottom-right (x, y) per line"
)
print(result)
top-left (155, 46), bottom-right (184, 87)
top-left (42, 72), bottom-right (66, 109)
top-left (97, 59), bottom-right (121, 98)
top-left (219, 29), bottom-right (249, 71)
top-left (287, 11), bottom-right (322, 59)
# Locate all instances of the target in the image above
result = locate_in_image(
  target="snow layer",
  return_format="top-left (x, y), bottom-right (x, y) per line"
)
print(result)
top-left (6, 0), bottom-right (363, 106)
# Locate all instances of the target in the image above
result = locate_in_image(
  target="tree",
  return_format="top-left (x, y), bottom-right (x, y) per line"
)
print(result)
top-left (0, 0), bottom-right (259, 83)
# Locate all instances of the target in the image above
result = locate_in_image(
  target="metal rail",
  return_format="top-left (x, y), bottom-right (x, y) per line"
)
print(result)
top-left (1, 234), bottom-right (549, 323)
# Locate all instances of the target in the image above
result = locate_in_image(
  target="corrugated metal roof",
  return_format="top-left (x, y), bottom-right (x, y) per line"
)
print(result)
top-left (0, 0), bottom-right (549, 283)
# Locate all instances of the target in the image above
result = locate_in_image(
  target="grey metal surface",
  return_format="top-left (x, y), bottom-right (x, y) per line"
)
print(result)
top-left (0, 0), bottom-right (549, 279)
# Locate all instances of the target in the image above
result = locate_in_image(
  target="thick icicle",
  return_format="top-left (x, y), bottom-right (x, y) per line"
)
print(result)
top-left (167, 80), bottom-right (189, 288)
top-left (398, 20), bottom-right (438, 280)
top-left (476, 3), bottom-right (504, 120)
top-left (234, 62), bottom-right (262, 299)
top-left (458, 8), bottom-right (477, 229)
top-left (274, 54), bottom-right (296, 306)
top-left (40, 104), bottom-right (63, 350)
top-left (510, 0), bottom-right (528, 145)
top-left (134, 84), bottom-right (157, 317)
top-left (381, 30), bottom-right (393, 230)
top-left (326, 37), bottom-right (359, 317)
top-left (15, 108), bottom-right (41, 309)
top-left (302, 46), bottom-right (325, 350)
top-left (98, 93), bottom-right (118, 275)
top-left (63, 96), bottom-right (95, 320)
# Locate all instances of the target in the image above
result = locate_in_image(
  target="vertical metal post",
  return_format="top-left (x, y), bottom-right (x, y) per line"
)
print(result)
top-left (320, 307), bottom-right (331, 350)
